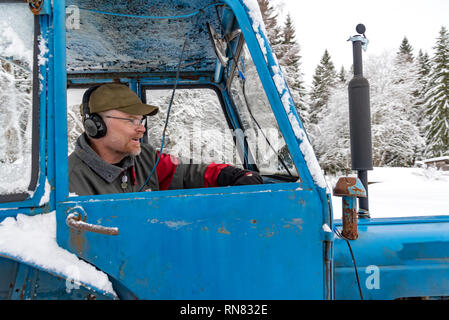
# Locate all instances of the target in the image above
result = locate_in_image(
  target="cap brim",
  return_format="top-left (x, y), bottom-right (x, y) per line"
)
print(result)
top-left (117, 103), bottom-right (159, 116)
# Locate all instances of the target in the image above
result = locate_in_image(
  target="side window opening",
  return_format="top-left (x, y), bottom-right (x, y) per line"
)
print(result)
top-left (67, 77), bottom-right (299, 195)
top-left (63, 3), bottom-right (299, 197)
top-left (67, 84), bottom-right (249, 196)
top-left (0, 2), bottom-right (39, 202)
top-left (144, 86), bottom-right (243, 168)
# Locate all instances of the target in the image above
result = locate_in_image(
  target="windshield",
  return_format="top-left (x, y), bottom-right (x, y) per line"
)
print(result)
top-left (229, 43), bottom-right (298, 177)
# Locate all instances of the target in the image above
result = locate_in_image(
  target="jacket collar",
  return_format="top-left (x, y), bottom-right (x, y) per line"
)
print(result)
top-left (74, 133), bottom-right (134, 183)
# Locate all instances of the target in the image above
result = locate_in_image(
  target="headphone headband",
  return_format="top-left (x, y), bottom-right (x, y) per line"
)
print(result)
top-left (82, 85), bottom-right (101, 118)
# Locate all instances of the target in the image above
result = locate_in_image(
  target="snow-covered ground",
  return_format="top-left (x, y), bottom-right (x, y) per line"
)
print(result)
top-left (328, 167), bottom-right (449, 219)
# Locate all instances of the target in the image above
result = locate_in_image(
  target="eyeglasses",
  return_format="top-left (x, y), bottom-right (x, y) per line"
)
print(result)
top-left (105, 116), bottom-right (146, 127)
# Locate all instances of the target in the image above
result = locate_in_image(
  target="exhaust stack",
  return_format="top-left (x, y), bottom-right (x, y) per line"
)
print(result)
top-left (348, 24), bottom-right (373, 218)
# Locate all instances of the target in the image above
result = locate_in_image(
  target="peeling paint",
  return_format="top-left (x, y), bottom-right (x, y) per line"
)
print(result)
top-left (283, 218), bottom-right (303, 231)
top-left (163, 220), bottom-right (191, 230)
top-left (148, 218), bottom-right (191, 230)
top-left (265, 230), bottom-right (274, 237)
top-left (218, 226), bottom-right (230, 235)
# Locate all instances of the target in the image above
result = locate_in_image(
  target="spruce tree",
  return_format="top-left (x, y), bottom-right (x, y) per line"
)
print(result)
top-left (278, 14), bottom-right (307, 122)
top-left (338, 66), bottom-right (347, 83)
top-left (415, 49), bottom-right (432, 137)
top-left (423, 26), bottom-right (449, 157)
top-left (309, 49), bottom-right (337, 125)
top-left (392, 38), bottom-right (422, 158)
top-left (416, 49), bottom-right (432, 97)
top-left (279, 14), bottom-right (298, 63)
top-left (417, 49), bottom-right (431, 79)
top-left (257, 0), bottom-right (282, 57)
top-left (394, 37), bottom-right (418, 87)
top-left (397, 37), bottom-right (414, 63)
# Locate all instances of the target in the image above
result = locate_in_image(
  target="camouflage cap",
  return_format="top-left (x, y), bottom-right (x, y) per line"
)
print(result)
top-left (88, 83), bottom-right (159, 116)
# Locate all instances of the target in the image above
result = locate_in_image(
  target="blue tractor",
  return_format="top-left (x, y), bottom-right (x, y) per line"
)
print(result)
top-left (0, 0), bottom-right (448, 300)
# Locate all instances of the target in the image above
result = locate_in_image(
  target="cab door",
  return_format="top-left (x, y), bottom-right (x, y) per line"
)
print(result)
top-left (57, 180), bottom-right (326, 299)
top-left (59, 82), bottom-right (329, 299)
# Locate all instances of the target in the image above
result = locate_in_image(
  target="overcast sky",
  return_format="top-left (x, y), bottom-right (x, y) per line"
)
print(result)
top-left (273, 0), bottom-right (449, 86)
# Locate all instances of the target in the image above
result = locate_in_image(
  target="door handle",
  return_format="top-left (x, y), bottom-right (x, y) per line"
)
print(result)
top-left (66, 208), bottom-right (119, 236)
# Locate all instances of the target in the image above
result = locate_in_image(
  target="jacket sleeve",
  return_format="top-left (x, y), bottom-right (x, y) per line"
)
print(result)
top-left (155, 152), bottom-right (262, 190)
top-left (155, 152), bottom-right (231, 190)
top-left (155, 151), bottom-right (180, 190)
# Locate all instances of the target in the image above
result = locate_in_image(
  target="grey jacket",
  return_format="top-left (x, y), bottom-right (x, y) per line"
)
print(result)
top-left (68, 134), bottom-right (212, 196)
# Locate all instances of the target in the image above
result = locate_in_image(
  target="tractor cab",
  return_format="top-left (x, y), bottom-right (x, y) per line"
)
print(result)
top-left (0, 0), bottom-right (332, 299)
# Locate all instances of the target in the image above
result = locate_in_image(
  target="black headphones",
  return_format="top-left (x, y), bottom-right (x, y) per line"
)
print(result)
top-left (82, 85), bottom-right (107, 139)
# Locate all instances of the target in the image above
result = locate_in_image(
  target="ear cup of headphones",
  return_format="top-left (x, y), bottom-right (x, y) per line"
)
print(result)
top-left (82, 85), bottom-right (107, 139)
top-left (84, 113), bottom-right (107, 139)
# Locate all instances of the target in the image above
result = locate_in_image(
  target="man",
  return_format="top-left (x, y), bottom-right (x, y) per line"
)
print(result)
top-left (68, 83), bottom-right (263, 196)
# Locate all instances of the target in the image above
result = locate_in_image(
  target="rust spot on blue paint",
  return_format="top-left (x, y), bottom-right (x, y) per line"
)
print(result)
top-left (218, 226), bottom-right (230, 235)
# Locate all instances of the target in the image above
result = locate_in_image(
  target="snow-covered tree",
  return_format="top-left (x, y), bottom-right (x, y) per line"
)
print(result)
top-left (391, 38), bottom-right (424, 160)
top-left (254, 3), bottom-right (308, 126)
top-left (338, 65), bottom-right (347, 83)
top-left (417, 49), bottom-right (432, 93)
top-left (277, 14), bottom-right (307, 123)
top-left (278, 14), bottom-right (297, 62)
top-left (311, 81), bottom-right (351, 174)
top-left (397, 37), bottom-right (414, 63)
top-left (394, 37), bottom-right (418, 86)
top-left (414, 49), bottom-right (432, 139)
top-left (422, 26), bottom-right (449, 157)
top-left (313, 52), bottom-right (425, 172)
top-left (366, 52), bottom-right (425, 166)
top-left (417, 50), bottom-right (432, 78)
top-left (309, 49), bottom-right (337, 125)
top-left (256, 0), bottom-right (282, 57)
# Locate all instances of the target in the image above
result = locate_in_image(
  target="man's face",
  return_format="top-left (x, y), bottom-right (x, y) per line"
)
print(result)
top-left (100, 110), bottom-right (146, 159)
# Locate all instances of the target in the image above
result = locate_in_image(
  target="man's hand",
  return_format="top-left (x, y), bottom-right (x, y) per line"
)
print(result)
top-left (217, 166), bottom-right (263, 186)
